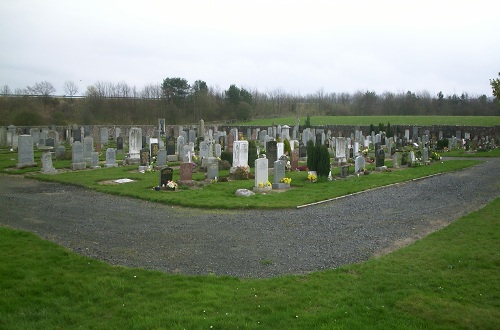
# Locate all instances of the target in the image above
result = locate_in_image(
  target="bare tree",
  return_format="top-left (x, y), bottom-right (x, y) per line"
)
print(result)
top-left (1, 85), bottom-right (11, 96)
top-left (27, 81), bottom-right (56, 96)
top-left (63, 81), bottom-right (79, 97)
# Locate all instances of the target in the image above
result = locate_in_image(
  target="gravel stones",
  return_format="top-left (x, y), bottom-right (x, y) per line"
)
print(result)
top-left (0, 158), bottom-right (499, 278)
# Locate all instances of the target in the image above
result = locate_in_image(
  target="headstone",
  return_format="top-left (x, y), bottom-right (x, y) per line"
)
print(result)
top-left (199, 141), bottom-right (209, 159)
top-left (254, 157), bottom-right (270, 190)
top-left (272, 160), bottom-right (288, 189)
top-left (422, 147), bottom-right (429, 164)
top-left (71, 141), bottom-right (86, 170)
top-left (232, 140), bottom-right (249, 170)
top-left (375, 149), bottom-right (385, 168)
top-left (228, 132), bottom-right (235, 152)
top-left (100, 127), bottom-right (109, 145)
top-left (291, 149), bottom-right (299, 171)
top-left (91, 152), bottom-right (100, 168)
top-left (354, 155), bottom-right (365, 174)
top-left (105, 148), bottom-right (118, 167)
top-left (156, 149), bottom-right (167, 167)
top-left (335, 137), bottom-right (346, 163)
top-left (392, 153), bottom-right (400, 169)
top-left (16, 135), bottom-right (36, 168)
top-left (266, 140), bottom-right (277, 166)
top-left (140, 148), bottom-right (150, 166)
top-left (215, 143), bottom-right (222, 158)
top-left (56, 145), bottom-right (66, 160)
top-left (83, 136), bottom-right (93, 162)
top-left (159, 167), bottom-right (174, 187)
top-left (179, 162), bottom-right (193, 181)
top-left (277, 142), bottom-right (284, 159)
top-left (73, 129), bottom-right (82, 142)
top-left (116, 136), bottom-right (124, 153)
top-left (158, 118), bottom-right (166, 134)
top-left (150, 140), bottom-right (159, 158)
top-left (129, 127), bottom-right (142, 160)
top-left (166, 136), bottom-right (176, 155)
top-left (207, 157), bottom-right (218, 180)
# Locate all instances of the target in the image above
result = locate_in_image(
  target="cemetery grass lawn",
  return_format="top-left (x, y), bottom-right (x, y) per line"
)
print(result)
top-left (239, 115), bottom-right (500, 127)
top-left (1, 199), bottom-right (499, 329)
top-left (25, 159), bottom-right (480, 209)
top-left (443, 148), bottom-right (500, 157)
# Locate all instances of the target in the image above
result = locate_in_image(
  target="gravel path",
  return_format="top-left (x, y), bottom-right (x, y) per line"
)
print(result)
top-left (1, 158), bottom-right (499, 278)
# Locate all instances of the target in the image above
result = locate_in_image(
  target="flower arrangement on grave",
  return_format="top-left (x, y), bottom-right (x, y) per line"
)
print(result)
top-left (192, 154), bottom-right (198, 163)
top-left (280, 177), bottom-right (292, 184)
top-left (430, 151), bottom-right (441, 161)
top-left (234, 165), bottom-right (250, 180)
top-left (361, 148), bottom-right (369, 156)
top-left (166, 180), bottom-right (178, 190)
top-left (258, 181), bottom-right (272, 188)
top-left (307, 173), bottom-right (317, 182)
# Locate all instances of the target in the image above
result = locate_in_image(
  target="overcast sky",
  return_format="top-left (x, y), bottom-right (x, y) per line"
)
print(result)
top-left (1, 0), bottom-right (498, 97)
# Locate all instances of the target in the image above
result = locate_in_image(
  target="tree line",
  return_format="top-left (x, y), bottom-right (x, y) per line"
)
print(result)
top-left (1, 77), bottom-right (498, 126)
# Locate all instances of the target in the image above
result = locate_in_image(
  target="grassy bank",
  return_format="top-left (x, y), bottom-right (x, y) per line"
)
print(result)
top-left (1, 198), bottom-right (498, 329)
top-left (239, 115), bottom-right (500, 127)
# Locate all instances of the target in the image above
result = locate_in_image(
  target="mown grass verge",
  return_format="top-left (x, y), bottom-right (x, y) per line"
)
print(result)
top-left (1, 198), bottom-right (498, 329)
top-left (25, 159), bottom-right (481, 209)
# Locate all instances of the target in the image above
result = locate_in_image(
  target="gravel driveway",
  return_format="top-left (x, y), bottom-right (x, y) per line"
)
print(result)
top-left (1, 158), bottom-right (499, 278)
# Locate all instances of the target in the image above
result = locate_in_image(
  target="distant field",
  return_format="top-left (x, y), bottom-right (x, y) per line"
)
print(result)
top-left (239, 116), bottom-right (500, 127)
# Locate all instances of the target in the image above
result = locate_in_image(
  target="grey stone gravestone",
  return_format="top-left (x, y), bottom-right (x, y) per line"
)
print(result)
top-left (83, 136), bottom-right (93, 163)
top-left (207, 157), bottom-right (218, 180)
top-left (100, 127), bottom-right (109, 145)
top-left (105, 148), bottom-right (118, 167)
top-left (71, 141), bottom-right (86, 170)
top-left (56, 145), bottom-right (66, 160)
top-left (91, 152), bottom-right (100, 168)
top-left (272, 160), bottom-right (288, 189)
top-left (354, 155), bottom-right (365, 174)
top-left (254, 157), bottom-right (270, 191)
top-left (422, 147), bottom-right (429, 164)
top-left (16, 135), bottom-right (36, 168)
top-left (156, 149), bottom-right (167, 167)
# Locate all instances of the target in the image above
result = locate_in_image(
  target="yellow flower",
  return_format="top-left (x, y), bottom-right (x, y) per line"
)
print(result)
top-left (258, 182), bottom-right (264, 188)
top-left (281, 177), bottom-right (292, 184)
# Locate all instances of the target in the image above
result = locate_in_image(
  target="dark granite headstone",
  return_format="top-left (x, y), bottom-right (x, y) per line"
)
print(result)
top-left (160, 167), bottom-right (174, 187)
top-left (140, 148), bottom-right (150, 166)
top-left (266, 140), bottom-right (277, 166)
top-left (166, 136), bottom-right (176, 155)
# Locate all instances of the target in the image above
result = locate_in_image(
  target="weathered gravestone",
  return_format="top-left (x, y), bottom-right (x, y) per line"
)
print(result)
top-left (71, 141), bottom-right (86, 170)
top-left (91, 152), bottom-right (100, 168)
top-left (156, 149), bottom-right (167, 167)
top-left (16, 135), bottom-right (36, 168)
top-left (207, 157), bottom-right (218, 180)
top-left (105, 148), bottom-right (118, 167)
top-left (83, 136), bottom-right (93, 163)
top-left (354, 155), bottom-right (365, 174)
top-left (232, 140), bottom-right (248, 169)
top-left (272, 159), bottom-right (289, 189)
top-left (254, 157), bottom-right (270, 191)
top-left (56, 145), bottom-right (66, 160)
top-left (179, 162), bottom-right (193, 182)
top-left (139, 148), bottom-right (149, 169)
